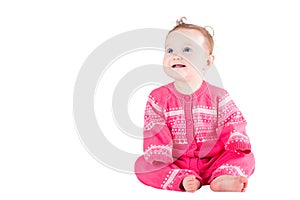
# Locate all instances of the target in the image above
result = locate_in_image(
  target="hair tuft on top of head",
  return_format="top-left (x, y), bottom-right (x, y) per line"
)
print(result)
top-left (204, 26), bottom-right (215, 37)
top-left (176, 17), bottom-right (187, 26)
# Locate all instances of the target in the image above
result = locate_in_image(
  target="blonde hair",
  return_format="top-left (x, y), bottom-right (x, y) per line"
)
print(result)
top-left (169, 17), bottom-right (214, 55)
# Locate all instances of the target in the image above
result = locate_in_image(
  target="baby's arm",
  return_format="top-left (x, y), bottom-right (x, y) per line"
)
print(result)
top-left (143, 94), bottom-right (173, 164)
top-left (217, 93), bottom-right (251, 154)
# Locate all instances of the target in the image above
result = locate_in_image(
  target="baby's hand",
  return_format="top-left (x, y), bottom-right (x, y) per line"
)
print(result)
top-left (182, 175), bottom-right (201, 192)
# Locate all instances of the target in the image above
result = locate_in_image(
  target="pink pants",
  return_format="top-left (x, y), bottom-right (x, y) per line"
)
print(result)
top-left (135, 150), bottom-right (255, 191)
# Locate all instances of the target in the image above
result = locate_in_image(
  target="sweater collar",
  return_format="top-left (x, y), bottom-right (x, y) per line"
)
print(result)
top-left (167, 81), bottom-right (208, 100)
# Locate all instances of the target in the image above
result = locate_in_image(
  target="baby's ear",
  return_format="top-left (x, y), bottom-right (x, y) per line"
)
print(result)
top-left (206, 55), bottom-right (215, 66)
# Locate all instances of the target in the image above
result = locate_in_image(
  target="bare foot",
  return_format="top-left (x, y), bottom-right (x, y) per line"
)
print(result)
top-left (182, 175), bottom-right (201, 192)
top-left (210, 175), bottom-right (248, 192)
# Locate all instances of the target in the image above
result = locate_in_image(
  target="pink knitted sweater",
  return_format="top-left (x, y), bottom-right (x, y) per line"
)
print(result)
top-left (143, 81), bottom-right (251, 164)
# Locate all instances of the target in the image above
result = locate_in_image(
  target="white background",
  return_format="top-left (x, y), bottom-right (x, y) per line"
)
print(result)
top-left (1, 0), bottom-right (300, 199)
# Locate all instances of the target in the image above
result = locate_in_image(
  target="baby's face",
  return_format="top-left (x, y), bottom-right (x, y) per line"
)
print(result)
top-left (163, 28), bottom-right (210, 82)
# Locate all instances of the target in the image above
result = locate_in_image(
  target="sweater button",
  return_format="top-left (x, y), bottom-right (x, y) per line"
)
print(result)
top-left (184, 96), bottom-right (190, 101)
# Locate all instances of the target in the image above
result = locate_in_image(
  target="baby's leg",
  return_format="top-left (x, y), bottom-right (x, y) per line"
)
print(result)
top-left (210, 175), bottom-right (248, 192)
top-left (135, 156), bottom-right (202, 191)
top-left (208, 151), bottom-right (255, 192)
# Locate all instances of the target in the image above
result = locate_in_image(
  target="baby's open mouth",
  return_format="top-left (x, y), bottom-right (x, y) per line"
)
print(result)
top-left (171, 64), bottom-right (186, 68)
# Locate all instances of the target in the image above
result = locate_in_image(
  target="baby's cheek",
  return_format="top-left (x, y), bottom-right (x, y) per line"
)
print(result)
top-left (162, 56), bottom-right (169, 67)
top-left (186, 55), bottom-right (206, 68)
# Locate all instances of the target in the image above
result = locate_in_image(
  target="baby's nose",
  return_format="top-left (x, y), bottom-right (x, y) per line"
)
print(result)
top-left (172, 54), bottom-right (183, 61)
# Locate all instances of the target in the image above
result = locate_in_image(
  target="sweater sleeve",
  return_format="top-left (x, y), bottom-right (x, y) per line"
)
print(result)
top-left (143, 94), bottom-right (173, 164)
top-left (217, 92), bottom-right (251, 154)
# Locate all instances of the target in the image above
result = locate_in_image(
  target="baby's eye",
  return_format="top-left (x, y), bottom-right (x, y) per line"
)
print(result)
top-left (166, 48), bottom-right (174, 54)
top-left (183, 47), bottom-right (191, 52)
